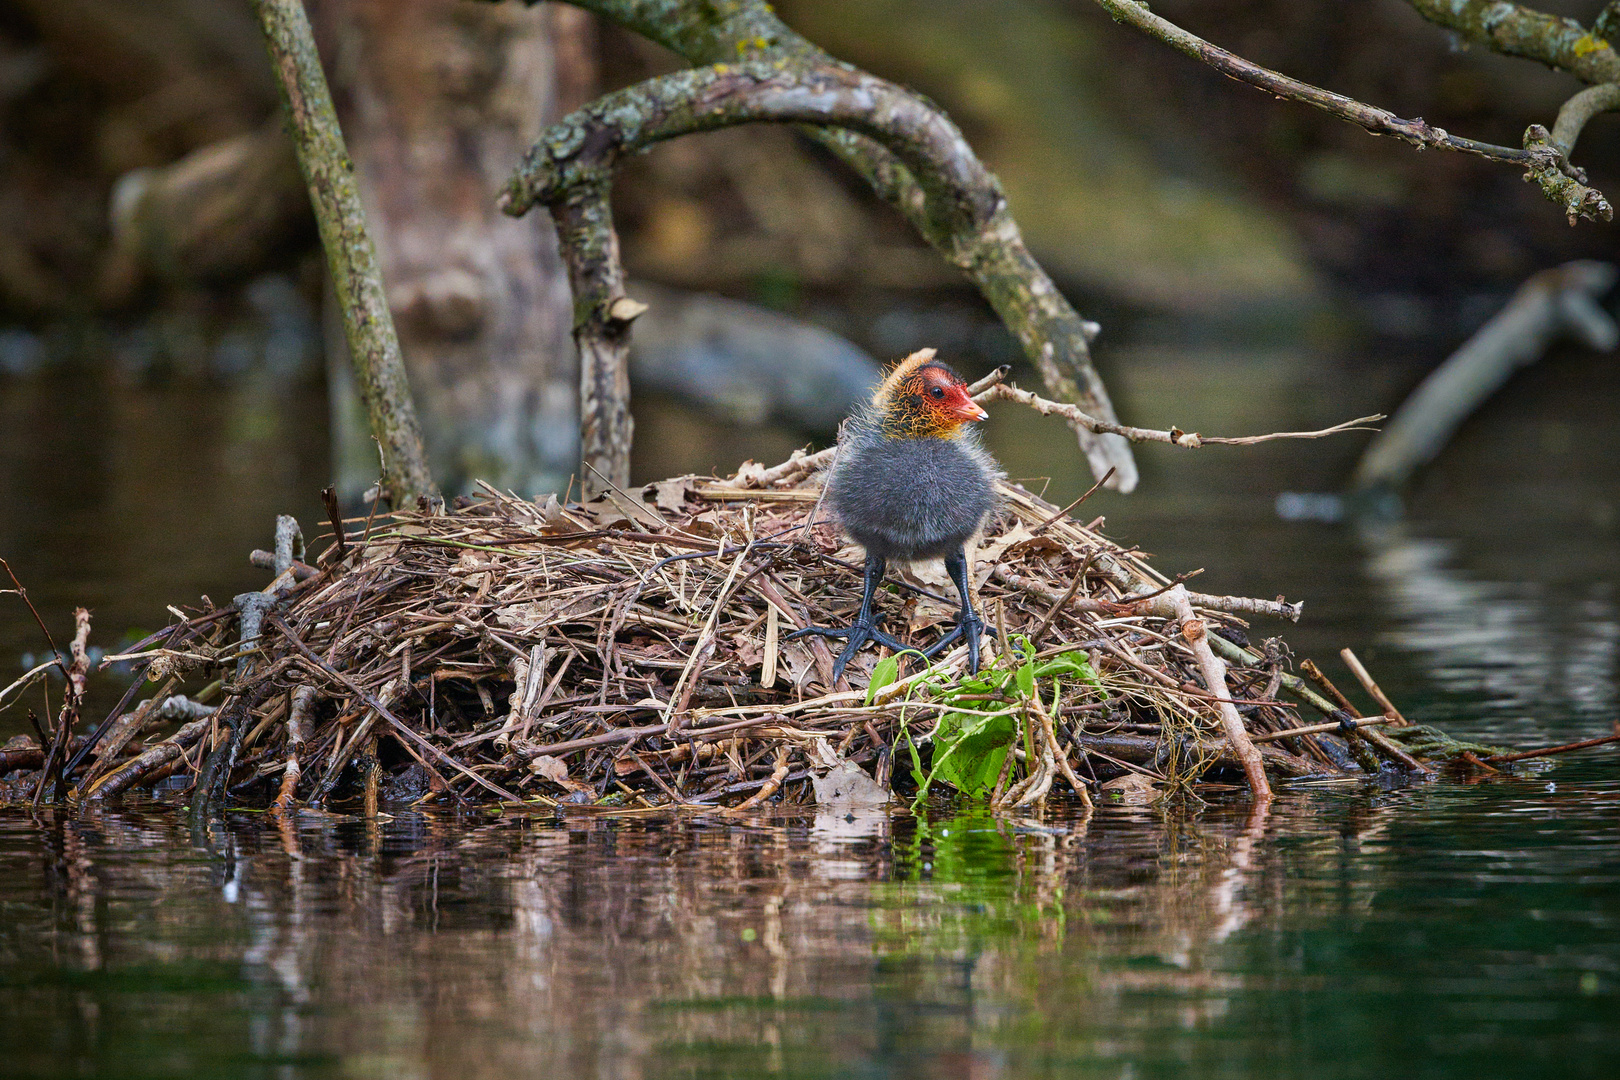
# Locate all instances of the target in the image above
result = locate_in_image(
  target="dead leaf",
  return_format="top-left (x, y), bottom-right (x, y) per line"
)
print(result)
top-left (734, 633), bottom-right (765, 669)
top-left (646, 478), bottom-right (692, 515)
top-left (809, 744), bottom-right (891, 809)
top-left (530, 754), bottom-right (592, 794)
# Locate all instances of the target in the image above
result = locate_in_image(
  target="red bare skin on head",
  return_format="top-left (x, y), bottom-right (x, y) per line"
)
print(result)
top-left (878, 360), bottom-right (988, 440)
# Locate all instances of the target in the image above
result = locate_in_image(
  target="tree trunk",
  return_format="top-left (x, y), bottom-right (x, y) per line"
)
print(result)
top-left (312, 0), bottom-right (594, 498)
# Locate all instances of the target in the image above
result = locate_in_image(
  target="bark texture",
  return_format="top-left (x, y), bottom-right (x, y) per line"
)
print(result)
top-left (253, 0), bottom-right (434, 505)
top-left (497, 0), bottom-right (1139, 493)
top-left (313, 0), bottom-right (594, 499)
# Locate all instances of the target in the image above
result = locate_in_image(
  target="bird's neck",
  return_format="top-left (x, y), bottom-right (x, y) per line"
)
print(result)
top-left (877, 401), bottom-right (965, 441)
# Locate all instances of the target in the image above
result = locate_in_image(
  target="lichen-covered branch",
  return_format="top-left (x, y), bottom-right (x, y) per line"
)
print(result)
top-left (490, 0), bottom-right (1137, 493)
top-left (1551, 81), bottom-right (1620, 152)
top-left (1406, 0), bottom-right (1620, 83)
top-left (1094, 0), bottom-right (1529, 163)
top-left (1092, 0), bottom-right (1613, 224)
top-left (251, 0), bottom-right (434, 505)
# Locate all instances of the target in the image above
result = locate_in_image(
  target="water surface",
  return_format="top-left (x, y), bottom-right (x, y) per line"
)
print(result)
top-left (1, 340), bottom-right (1617, 1078)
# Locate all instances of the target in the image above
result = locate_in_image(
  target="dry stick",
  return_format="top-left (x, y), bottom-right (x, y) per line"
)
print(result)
top-left (1485, 731), bottom-right (1620, 764)
top-left (250, 0), bottom-right (433, 504)
top-left (1339, 648), bottom-right (1411, 727)
top-left (1167, 585), bottom-right (1270, 800)
top-left (761, 604), bottom-right (780, 690)
top-left (79, 675), bottom-right (182, 787)
top-left (1031, 470), bottom-right (1114, 535)
top-left (1250, 716), bottom-right (1394, 743)
top-left (664, 543), bottom-right (752, 734)
top-left (1298, 658), bottom-right (1428, 773)
top-left (520, 713), bottom-right (792, 758)
top-left (720, 747), bottom-right (790, 814)
top-left (82, 715), bottom-right (216, 801)
top-left (37, 609), bottom-right (92, 808)
top-left (1300, 658), bottom-right (1361, 715)
top-left (979, 382), bottom-right (1382, 449)
top-left (519, 651), bottom-right (573, 744)
top-left (270, 684), bottom-right (316, 816)
top-left (0, 557), bottom-right (62, 674)
top-left (1038, 693), bottom-right (1094, 809)
top-left (362, 733), bottom-right (381, 818)
top-left (269, 614), bottom-right (522, 803)
top-left (1090, 0), bottom-right (1613, 223)
top-left (736, 381), bottom-right (1377, 491)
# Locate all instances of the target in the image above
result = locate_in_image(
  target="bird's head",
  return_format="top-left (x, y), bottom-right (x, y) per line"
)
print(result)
top-left (872, 348), bottom-right (988, 439)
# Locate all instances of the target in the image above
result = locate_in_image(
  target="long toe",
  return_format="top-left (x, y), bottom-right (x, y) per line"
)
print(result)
top-left (830, 634), bottom-right (867, 682)
top-left (786, 624), bottom-right (851, 642)
top-left (918, 624), bottom-right (962, 659)
top-left (868, 628), bottom-right (915, 655)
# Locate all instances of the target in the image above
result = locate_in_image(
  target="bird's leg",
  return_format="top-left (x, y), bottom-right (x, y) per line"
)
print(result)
top-left (919, 548), bottom-right (994, 674)
top-left (787, 551), bottom-right (912, 681)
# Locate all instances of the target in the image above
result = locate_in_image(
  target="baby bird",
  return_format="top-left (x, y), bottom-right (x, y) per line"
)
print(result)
top-left (793, 349), bottom-right (1000, 680)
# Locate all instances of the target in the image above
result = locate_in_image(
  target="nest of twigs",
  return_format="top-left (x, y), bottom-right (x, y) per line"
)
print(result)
top-left (12, 448), bottom-right (1533, 816)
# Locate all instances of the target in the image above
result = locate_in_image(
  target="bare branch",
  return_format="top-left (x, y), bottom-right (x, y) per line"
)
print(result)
top-left (250, 0), bottom-right (435, 505)
top-left (1093, 0), bottom-right (1528, 162)
top-left (491, 0), bottom-right (1138, 493)
top-left (729, 374), bottom-right (1379, 495)
top-left (1406, 0), bottom-right (1620, 84)
top-left (1092, 0), bottom-right (1613, 223)
top-left (1550, 82), bottom-right (1620, 154)
top-left (979, 382), bottom-right (1382, 449)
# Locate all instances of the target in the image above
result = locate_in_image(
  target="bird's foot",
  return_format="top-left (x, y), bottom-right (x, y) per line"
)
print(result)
top-left (787, 620), bottom-right (912, 682)
top-left (920, 613), bottom-right (996, 674)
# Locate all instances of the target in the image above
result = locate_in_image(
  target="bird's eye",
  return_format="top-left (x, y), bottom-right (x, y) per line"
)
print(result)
top-left (929, 385), bottom-right (945, 399)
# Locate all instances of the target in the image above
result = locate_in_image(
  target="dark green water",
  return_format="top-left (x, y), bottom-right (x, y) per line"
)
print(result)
top-left (1, 342), bottom-right (1617, 1077)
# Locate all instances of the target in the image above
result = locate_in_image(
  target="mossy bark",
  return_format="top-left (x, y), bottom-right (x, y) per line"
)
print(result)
top-left (497, 0), bottom-right (1139, 492)
top-left (251, 0), bottom-right (434, 505)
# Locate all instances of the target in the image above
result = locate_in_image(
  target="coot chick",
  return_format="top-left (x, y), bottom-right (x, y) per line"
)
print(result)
top-left (793, 349), bottom-right (999, 679)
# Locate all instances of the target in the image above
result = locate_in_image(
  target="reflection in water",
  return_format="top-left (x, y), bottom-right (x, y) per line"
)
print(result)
top-left (1358, 520), bottom-right (1619, 739)
top-left (2, 782), bottom-right (1616, 1079)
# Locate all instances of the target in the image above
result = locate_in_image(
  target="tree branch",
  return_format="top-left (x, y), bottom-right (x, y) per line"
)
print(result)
top-left (491, 0), bottom-right (1138, 493)
top-left (251, 0), bottom-right (435, 505)
top-left (728, 374), bottom-right (1381, 490)
top-left (1092, 0), bottom-right (1613, 224)
top-left (1406, 0), bottom-right (1620, 84)
top-left (979, 382), bottom-right (1383, 449)
top-left (1550, 81), bottom-right (1620, 154)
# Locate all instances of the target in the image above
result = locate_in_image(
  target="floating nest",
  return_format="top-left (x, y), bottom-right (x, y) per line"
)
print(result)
top-left (7, 457), bottom-right (1531, 813)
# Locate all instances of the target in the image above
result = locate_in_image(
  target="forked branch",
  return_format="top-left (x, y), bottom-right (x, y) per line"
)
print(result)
top-left (495, 0), bottom-right (1139, 495)
top-left (1093, 0), bottom-right (1615, 223)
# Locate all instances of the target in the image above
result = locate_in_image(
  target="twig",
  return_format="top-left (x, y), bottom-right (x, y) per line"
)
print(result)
top-left (982, 382), bottom-right (1382, 448)
top-left (1, 557), bottom-right (62, 676)
top-left (1250, 715), bottom-right (1393, 742)
top-left (269, 613), bottom-right (522, 803)
top-left (1092, 0), bottom-right (1613, 222)
top-left (1339, 648), bottom-right (1411, 726)
top-left (1168, 586), bottom-right (1269, 800)
top-left (1484, 731), bottom-right (1620, 763)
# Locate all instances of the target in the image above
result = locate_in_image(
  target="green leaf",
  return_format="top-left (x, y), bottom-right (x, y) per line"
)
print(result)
top-left (1014, 661), bottom-right (1036, 700)
top-left (929, 709), bottom-right (1018, 799)
top-left (864, 654), bottom-right (901, 705)
top-left (1033, 651), bottom-right (1101, 684)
